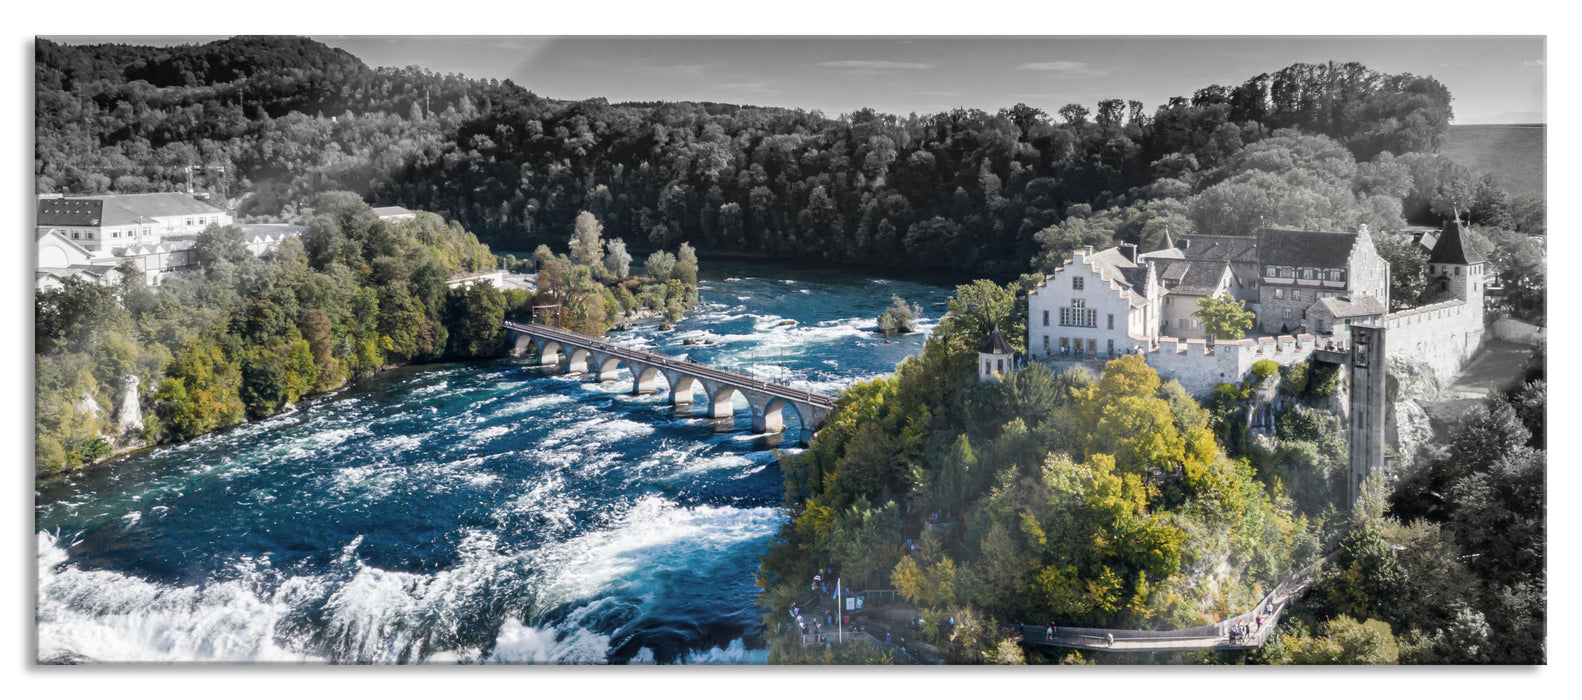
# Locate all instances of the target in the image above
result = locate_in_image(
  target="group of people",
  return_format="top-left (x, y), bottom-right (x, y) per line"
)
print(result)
top-left (1228, 615), bottom-right (1265, 644)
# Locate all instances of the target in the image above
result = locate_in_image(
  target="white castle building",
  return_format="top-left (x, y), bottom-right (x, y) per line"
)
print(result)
top-left (1026, 222), bottom-right (1486, 395)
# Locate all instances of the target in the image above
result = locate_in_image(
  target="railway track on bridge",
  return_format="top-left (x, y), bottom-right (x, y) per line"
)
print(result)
top-left (501, 321), bottom-right (838, 442)
top-left (501, 321), bottom-right (837, 408)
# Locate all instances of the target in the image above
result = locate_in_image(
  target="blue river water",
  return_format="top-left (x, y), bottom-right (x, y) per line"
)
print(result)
top-left (34, 261), bottom-right (963, 664)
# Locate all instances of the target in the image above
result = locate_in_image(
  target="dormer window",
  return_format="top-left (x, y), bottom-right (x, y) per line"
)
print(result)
top-left (1303, 269), bottom-right (1316, 279)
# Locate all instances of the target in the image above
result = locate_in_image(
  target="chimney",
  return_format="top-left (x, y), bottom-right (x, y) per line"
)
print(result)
top-left (1119, 243), bottom-right (1137, 263)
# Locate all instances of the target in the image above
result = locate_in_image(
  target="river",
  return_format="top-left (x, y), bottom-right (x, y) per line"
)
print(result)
top-left (34, 261), bottom-right (964, 664)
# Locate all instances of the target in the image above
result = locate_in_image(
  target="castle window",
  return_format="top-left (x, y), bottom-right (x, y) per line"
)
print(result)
top-left (1107, 314), bottom-right (1114, 330)
top-left (1042, 310), bottom-right (1049, 326)
top-left (1059, 307), bottom-right (1097, 328)
top-left (1274, 288), bottom-right (1285, 300)
top-left (1073, 276), bottom-right (1085, 290)
top-left (1283, 309), bottom-right (1293, 320)
top-left (1292, 290), bottom-right (1301, 301)
top-left (1072, 299), bottom-right (1086, 309)
top-left (1281, 267), bottom-right (1295, 278)
top-left (1304, 269), bottom-right (1316, 279)
top-left (1264, 265), bottom-right (1277, 277)
top-left (1455, 267), bottom-right (1461, 276)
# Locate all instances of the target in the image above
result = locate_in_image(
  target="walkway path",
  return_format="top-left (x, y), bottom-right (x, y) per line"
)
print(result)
top-left (1012, 553), bottom-right (1337, 653)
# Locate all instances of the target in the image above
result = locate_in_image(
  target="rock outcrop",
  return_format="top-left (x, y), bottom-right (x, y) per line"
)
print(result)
top-left (117, 374), bottom-right (143, 437)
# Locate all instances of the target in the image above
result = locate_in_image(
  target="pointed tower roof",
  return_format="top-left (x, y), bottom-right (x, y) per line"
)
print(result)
top-left (1428, 220), bottom-right (1486, 265)
top-left (980, 327), bottom-right (1014, 355)
top-left (1152, 224), bottom-right (1175, 253)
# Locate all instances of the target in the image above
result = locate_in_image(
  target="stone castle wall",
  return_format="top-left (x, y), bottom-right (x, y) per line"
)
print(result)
top-left (1133, 298), bottom-right (1483, 396)
top-left (1126, 334), bottom-right (1324, 397)
top-left (1377, 301), bottom-right (1484, 383)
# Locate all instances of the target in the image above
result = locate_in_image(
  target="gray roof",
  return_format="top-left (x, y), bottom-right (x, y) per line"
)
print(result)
top-left (1256, 228), bottom-right (1358, 268)
top-left (1160, 259), bottom-right (1231, 297)
top-left (1084, 247), bottom-right (1140, 288)
top-left (1177, 235), bottom-right (1259, 264)
top-left (1139, 247), bottom-right (1185, 260)
top-left (37, 193), bottom-right (224, 228)
top-left (1428, 221), bottom-right (1486, 265)
top-left (372, 206), bottom-right (415, 218)
top-left (1314, 295), bottom-right (1385, 318)
top-left (980, 328), bottom-right (1014, 355)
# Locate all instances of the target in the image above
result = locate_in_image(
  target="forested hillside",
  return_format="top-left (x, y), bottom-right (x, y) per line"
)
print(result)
top-left (35, 37), bottom-right (1544, 274)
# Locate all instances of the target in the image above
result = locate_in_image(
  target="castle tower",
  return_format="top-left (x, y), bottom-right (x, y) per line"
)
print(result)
top-left (978, 327), bottom-right (1015, 382)
top-left (1427, 219), bottom-right (1486, 318)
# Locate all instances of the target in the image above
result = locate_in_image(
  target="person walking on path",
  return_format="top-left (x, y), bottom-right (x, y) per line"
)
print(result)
top-left (1107, 632), bottom-right (1114, 648)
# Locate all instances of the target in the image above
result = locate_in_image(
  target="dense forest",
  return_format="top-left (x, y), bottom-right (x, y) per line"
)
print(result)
top-left (36, 37), bottom-right (1544, 277)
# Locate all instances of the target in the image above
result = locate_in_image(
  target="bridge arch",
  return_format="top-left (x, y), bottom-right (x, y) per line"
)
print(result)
top-left (595, 354), bottom-right (631, 383)
top-left (706, 384), bottom-right (749, 424)
top-left (753, 396), bottom-right (807, 436)
top-left (537, 340), bottom-right (565, 366)
top-left (566, 347), bottom-right (592, 374)
top-left (631, 364), bottom-right (666, 395)
top-left (663, 370), bottom-right (705, 405)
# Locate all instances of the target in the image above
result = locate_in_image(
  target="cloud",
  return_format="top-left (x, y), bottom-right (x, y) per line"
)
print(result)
top-left (816, 60), bottom-right (934, 71)
top-left (1014, 61), bottom-right (1105, 78)
top-left (1522, 59), bottom-right (1545, 67)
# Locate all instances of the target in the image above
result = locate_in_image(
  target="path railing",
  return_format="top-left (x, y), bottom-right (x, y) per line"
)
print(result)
top-left (1012, 552), bottom-right (1339, 653)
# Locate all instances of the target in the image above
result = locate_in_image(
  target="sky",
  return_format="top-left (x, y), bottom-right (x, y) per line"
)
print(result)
top-left (52, 35), bottom-right (1544, 125)
top-left (310, 36), bottom-right (1547, 124)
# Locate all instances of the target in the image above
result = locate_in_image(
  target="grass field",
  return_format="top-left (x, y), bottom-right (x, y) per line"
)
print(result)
top-left (1439, 124), bottom-right (1546, 199)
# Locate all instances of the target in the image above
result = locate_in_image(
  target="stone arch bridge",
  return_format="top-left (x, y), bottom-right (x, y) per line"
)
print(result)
top-left (503, 321), bottom-right (836, 443)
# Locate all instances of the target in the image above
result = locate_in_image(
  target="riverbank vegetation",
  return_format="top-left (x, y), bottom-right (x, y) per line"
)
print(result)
top-left (33, 193), bottom-right (509, 476)
top-left (521, 210), bottom-right (702, 335)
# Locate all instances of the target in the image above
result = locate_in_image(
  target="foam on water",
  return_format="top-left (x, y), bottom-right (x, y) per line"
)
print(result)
top-left (36, 533), bottom-right (315, 663)
top-left (525, 496), bottom-right (783, 614)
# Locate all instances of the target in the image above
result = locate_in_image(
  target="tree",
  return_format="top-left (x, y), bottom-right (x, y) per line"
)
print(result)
top-left (568, 210), bottom-right (604, 266)
top-left (443, 282), bottom-right (507, 359)
top-left (1374, 233), bottom-right (1429, 308)
top-left (1192, 293), bottom-right (1254, 343)
top-left (603, 237), bottom-right (632, 278)
top-left (1282, 616), bottom-right (1401, 665)
top-left (877, 295), bottom-right (921, 334)
top-left (645, 250), bottom-right (676, 281)
top-left (299, 308), bottom-right (341, 392)
top-left (939, 280), bottom-right (1021, 353)
top-left (674, 242), bottom-right (699, 291)
top-left (193, 224), bottom-right (250, 274)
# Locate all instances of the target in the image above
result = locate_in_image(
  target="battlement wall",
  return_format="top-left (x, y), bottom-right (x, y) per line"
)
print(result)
top-left (1379, 300), bottom-right (1484, 381)
top-left (1131, 333), bottom-right (1327, 396)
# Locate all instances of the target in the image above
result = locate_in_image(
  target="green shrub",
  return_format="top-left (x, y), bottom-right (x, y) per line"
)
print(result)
top-left (1251, 359), bottom-right (1280, 379)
